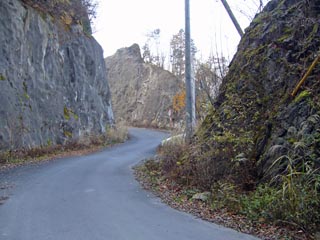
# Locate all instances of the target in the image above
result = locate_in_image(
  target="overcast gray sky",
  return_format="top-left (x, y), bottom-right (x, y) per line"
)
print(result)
top-left (93, 0), bottom-right (269, 60)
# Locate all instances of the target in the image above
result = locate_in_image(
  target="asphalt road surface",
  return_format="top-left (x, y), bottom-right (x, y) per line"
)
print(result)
top-left (0, 128), bottom-right (259, 240)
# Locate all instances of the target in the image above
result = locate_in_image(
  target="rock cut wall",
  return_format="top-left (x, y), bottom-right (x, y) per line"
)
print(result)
top-left (106, 44), bottom-right (182, 128)
top-left (0, 0), bottom-right (114, 151)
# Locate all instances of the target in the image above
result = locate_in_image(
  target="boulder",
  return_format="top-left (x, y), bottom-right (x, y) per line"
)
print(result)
top-left (192, 192), bottom-right (212, 202)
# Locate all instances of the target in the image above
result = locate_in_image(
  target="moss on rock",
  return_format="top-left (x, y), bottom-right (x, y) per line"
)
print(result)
top-left (186, 0), bottom-right (320, 187)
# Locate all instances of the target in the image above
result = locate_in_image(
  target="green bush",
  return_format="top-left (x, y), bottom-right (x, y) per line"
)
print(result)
top-left (240, 184), bottom-right (278, 221)
top-left (209, 178), bottom-right (319, 232)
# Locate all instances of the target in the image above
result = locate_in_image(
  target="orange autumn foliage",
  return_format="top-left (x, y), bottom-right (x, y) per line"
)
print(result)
top-left (173, 90), bottom-right (186, 112)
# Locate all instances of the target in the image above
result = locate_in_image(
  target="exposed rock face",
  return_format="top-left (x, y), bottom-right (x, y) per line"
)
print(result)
top-left (191, 0), bottom-right (320, 185)
top-left (0, 0), bottom-right (114, 151)
top-left (105, 44), bottom-right (181, 128)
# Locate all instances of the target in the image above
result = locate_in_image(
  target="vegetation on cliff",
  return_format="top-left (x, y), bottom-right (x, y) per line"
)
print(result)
top-left (137, 0), bottom-right (320, 237)
top-left (21, 0), bottom-right (97, 34)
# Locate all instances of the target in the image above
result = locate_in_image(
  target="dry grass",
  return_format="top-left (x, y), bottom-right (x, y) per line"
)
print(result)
top-left (0, 123), bottom-right (128, 169)
top-left (106, 123), bottom-right (128, 144)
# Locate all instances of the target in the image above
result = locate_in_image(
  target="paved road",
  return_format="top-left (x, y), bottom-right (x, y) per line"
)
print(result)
top-left (0, 128), bottom-right (258, 240)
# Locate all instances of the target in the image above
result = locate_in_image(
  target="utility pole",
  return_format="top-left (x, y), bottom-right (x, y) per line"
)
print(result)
top-left (220, 0), bottom-right (244, 37)
top-left (185, 0), bottom-right (196, 140)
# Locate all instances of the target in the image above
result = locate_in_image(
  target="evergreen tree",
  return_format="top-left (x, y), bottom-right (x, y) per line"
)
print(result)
top-left (169, 29), bottom-right (197, 78)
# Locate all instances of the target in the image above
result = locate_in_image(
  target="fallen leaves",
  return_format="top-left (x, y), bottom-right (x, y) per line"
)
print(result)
top-left (134, 163), bottom-right (312, 240)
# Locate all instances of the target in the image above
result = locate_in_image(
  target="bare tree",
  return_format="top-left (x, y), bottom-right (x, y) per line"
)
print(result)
top-left (142, 29), bottom-right (165, 67)
top-left (195, 55), bottom-right (227, 119)
top-left (142, 43), bottom-right (152, 63)
top-left (233, 0), bottom-right (270, 21)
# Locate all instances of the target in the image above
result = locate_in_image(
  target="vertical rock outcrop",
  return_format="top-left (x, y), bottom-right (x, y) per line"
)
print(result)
top-left (106, 44), bottom-right (182, 128)
top-left (188, 0), bottom-right (320, 185)
top-left (0, 0), bottom-right (114, 151)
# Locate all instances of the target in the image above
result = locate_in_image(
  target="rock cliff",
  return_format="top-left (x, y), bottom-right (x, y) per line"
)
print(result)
top-left (105, 44), bottom-right (182, 128)
top-left (190, 0), bottom-right (320, 185)
top-left (0, 0), bottom-right (114, 152)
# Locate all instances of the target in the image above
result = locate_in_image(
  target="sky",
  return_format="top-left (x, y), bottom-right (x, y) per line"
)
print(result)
top-left (93, 0), bottom-right (269, 61)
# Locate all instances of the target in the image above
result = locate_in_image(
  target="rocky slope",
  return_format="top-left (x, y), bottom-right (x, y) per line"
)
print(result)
top-left (189, 0), bottom-right (320, 186)
top-left (0, 0), bottom-right (114, 152)
top-left (105, 44), bottom-right (182, 128)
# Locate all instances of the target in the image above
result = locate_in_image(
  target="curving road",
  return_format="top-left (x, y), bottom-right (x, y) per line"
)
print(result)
top-left (0, 128), bottom-right (258, 240)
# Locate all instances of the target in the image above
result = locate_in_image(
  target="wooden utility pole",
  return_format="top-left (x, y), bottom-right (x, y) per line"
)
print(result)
top-left (220, 0), bottom-right (244, 37)
top-left (185, 0), bottom-right (196, 140)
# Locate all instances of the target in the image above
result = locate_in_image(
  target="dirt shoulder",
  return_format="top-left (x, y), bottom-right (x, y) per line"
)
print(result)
top-left (134, 160), bottom-right (313, 240)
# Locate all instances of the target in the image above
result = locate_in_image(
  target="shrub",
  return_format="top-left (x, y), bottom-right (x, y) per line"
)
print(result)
top-left (105, 123), bottom-right (128, 144)
top-left (158, 136), bottom-right (193, 185)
